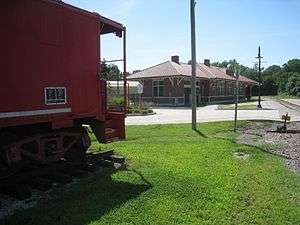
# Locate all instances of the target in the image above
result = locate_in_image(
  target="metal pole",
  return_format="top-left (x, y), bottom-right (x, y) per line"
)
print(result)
top-left (117, 78), bottom-right (120, 95)
top-left (257, 46), bottom-right (262, 108)
top-left (123, 27), bottom-right (127, 112)
top-left (190, 0), bottom-right (197, 130)
top-left (234, 67), bottom-right (239, 132)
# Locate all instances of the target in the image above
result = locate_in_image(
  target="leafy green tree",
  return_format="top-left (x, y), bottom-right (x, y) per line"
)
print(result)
top-left (212, 59), bottom-right (239, 71)
top-left (101, 62), bottom-right (121, 81)
top-left (208, 58), bottom-right (300, 96)
top-left (212, 59), bottom-right (257, 80)
top-left (133, 70), bottom-right (141, 74)
top-left (259, 65), bottom-right (281, 95)
top-left (283, 59), bottom-right (300, 73)
top-left (240, 65), bottom-right (258, 81)
top-left (285, 73), bottom-right (300, 97)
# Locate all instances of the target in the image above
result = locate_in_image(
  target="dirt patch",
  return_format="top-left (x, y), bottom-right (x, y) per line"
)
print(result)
top-left (237, 121), bottom-right (300, 172)
top-left (233, 152), bottom-right (250, 160)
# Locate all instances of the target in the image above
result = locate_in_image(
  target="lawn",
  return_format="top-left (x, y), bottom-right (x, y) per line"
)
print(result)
top-left (5, 122), bottom-right (300, 225)
top-left (218, 102), bottom-right (260, 110)
top-left (265, 94), bottom-right (300, 100)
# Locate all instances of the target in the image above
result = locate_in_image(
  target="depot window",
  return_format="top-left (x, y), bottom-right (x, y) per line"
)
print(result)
top-left (153, 80), bottom-right (164, 97)
top-left (45, 87), bottom-right (67, 105)
top-left (216, 81), bottom-right (225, 96)
top-left (228, 82), bottom-right (234, 95)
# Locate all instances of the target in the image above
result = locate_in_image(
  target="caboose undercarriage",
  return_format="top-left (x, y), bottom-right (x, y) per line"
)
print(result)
top-left (0, 125), bottom-right (89, 179)
top-left (0, 110), bottom-right (126, 180)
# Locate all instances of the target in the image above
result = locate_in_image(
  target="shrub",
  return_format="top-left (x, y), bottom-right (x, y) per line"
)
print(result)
top-left (109, 97), bottom-right (124, 106)
top-left (127, 102), bottom-right (153, 115)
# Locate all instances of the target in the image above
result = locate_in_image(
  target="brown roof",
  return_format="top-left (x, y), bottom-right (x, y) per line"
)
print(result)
top-left (129, 61), bottom-right (180, 79)
top-left (128, 61), bottom-right (258, 85)
top-left (238, 75), bottom-right (258, 84)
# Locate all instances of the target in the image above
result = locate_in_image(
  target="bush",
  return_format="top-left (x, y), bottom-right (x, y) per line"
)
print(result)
top-left (127, 102), bottom-right (153, 115)
top-left (109, 97), bottom-right (124, 107)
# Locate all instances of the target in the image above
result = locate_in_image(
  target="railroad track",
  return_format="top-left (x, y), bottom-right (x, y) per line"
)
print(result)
top-left (0, 150), bottom-right (126, 203)
top-left (276, 99), bottom-right (300, 113)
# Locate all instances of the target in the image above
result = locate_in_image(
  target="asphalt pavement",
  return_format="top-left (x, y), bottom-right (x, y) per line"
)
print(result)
top-left (126, 99), bottom-right (300, 125)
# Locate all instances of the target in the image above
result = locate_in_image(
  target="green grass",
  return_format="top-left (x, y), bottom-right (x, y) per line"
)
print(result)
top-left (218, 102), bottom-right (260, 110)
top-left (5, 122), bottom-right (300, 225)
top-left (262, 94), bottom-right (299, 100)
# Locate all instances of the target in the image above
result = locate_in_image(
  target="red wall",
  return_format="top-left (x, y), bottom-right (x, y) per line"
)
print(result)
top-left (0, 0), bottom-right (105, 128)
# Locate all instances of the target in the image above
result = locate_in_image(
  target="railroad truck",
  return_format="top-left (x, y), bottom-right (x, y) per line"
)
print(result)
top-left (0, 0), bottom-right (127, 179)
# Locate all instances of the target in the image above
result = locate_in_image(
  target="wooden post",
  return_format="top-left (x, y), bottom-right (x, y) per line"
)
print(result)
top-left (234, 67), bottom-right (240, 132)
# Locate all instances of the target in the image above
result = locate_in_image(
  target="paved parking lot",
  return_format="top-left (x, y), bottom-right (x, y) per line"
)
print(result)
top-left (126, 100), bottom-right (300, 125)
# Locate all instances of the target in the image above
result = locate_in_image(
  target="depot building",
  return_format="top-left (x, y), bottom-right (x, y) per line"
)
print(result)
top-left (127, 56), bottom-right (258, 106)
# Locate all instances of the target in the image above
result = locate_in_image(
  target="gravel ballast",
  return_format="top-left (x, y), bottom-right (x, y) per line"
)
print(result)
top-left (237, 121), bottom-right (300, 172)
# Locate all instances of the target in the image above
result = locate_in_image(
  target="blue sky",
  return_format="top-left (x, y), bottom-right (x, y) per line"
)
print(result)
top-left (64, 0), bottom-right (300, 72)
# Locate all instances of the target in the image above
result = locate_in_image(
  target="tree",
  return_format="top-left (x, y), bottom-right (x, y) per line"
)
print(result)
top-left (211, 59), bottom-right (257, 80)
top-left (101, 62), bottom-right (121, 81)
top-left (240, 65), bottom-right (257, 81)
top-left (208, 59), bottom-right (300, 97)
top-left (259, 65), bottom-right (281, 95)
top-left (211, 59), bottom-right (239, 71)
top-left (285, 72), bottom-right (300, 97)
top-left (132, 70), bottom-right (141, 74)
top-left (283, 59), bottom-right (300, 73)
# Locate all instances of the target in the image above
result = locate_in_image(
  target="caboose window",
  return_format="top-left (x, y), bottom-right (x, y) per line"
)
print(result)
top-left (45, 87), bottom-right (67, 105)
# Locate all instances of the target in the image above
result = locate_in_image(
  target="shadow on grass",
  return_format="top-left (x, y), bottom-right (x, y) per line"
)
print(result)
top-left (194, 129), bottom-right (208, 138)
top-left (5, 172), bottom-right (151, 225)
top-left (213, 132), bottom-right (289, 159)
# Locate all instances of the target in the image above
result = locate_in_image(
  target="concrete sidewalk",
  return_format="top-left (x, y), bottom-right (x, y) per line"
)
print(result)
top-left (126, 100), bottom-right (300, 125)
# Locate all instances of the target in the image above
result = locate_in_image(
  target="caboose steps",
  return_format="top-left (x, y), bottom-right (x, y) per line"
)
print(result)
top-left (90, 111), bottom-right (125, 143)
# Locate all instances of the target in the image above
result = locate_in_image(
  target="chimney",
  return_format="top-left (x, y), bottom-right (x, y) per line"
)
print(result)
top-left (171, 55), bottom-right (180, 64)
top-left (204, 59), bottom-right (210, 67)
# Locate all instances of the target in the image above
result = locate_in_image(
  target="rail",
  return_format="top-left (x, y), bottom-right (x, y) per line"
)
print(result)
top-left (276, 99), bottom-right (300, 112)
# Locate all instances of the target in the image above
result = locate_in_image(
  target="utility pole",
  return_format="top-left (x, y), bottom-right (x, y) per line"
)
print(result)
top-left (190, 0), bottom-right (197, 130)
top-left (256, 46), bottom-right (263, 108)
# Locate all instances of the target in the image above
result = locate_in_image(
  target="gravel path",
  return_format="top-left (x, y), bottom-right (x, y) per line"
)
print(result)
top-left (237, 121), bottom-right (300, 172)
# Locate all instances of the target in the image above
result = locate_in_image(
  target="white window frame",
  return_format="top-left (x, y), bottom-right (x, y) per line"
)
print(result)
top-left (44, 87), bottom-right (67, 105)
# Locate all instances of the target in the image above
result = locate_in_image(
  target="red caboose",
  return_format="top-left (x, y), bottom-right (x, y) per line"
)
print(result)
top-left (0, 0), bottom-right (127, 175)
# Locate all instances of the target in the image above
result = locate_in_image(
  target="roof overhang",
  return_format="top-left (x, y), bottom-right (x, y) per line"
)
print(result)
top-left (46, 0), bottom-right (124, 37)
top-left (99, 15), bottom-right (124, 37)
